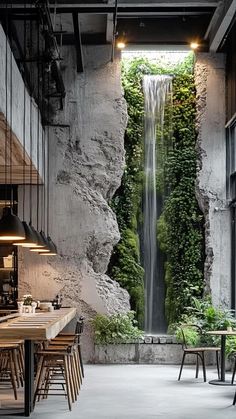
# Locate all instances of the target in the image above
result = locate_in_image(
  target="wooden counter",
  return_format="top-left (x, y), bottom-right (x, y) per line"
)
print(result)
top-left (0, 307), bottom-right (77, 417)
top-left (0, 307), bottom-right (76, 340)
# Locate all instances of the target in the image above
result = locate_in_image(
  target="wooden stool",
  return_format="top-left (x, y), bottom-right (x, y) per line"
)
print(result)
top-left (34, 344), bottom-right (76, 411)
top-left (0, 343), bottom-right (20, 400)
top-left (0, 339), bottom-right (24, 387)
top-left (48, 339), bottom-right (82, 392)
top-left (58, 316), bottom-right (85, 378)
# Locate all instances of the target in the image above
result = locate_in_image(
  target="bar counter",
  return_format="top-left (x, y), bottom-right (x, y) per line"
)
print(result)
top-left (0, 307), bottom-right (76, 416)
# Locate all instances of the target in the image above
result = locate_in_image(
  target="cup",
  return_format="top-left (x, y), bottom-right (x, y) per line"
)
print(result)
top-left (227, 326), bottom-right (232, 332)
top-left (31, 302), bottom-right (37, 314)
top-left (17, 301), bottom-right (23, 314)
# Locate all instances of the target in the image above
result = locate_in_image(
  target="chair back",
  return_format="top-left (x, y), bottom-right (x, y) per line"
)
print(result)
top-left (75, 316), bottom-right (85, 336)
top-left (179, 324), bottom-right (202, 349)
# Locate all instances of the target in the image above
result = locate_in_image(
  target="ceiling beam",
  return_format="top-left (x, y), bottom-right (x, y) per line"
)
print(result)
top-left (73, 12), bottom-right (84, 72)
top-left (105, 0), bottom-right (114, 43)
top-left (117, 15), bottom-right (210, 45)
top-left (206, 0), bottom-right (236, 51)
top-left (6, 1), bottom-right (219, 7)
top-left (0, 5), bottom-right (216, 15)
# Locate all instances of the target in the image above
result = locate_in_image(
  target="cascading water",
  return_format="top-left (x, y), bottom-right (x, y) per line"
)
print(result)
top-left (143, 75), bottom-right (172, 334)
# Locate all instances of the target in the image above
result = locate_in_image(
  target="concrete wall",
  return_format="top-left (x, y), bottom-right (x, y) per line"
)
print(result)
top-left (195, 53), bottom-right (231, 307)
top-left (0, 25), bottom-right (43, 178)
top-left (18, 45), bottom-right (130, 361)
top-left (93, 343), bottom-right (217, 365)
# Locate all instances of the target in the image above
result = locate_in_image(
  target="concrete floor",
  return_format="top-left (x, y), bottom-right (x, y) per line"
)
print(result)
top-left (3, 364), bottom-right (236, 419)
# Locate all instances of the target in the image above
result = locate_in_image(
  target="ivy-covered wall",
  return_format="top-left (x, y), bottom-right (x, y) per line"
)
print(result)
top-left (108, 54), bottom-right (205, 328)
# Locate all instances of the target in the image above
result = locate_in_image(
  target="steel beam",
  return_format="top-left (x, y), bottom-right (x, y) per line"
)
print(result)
top-left (206, 0), bottom-right (236, 51)
top-left (0, 5), bottom-right (216, 15)
top-left (73, 12), bottom-right (84, 72)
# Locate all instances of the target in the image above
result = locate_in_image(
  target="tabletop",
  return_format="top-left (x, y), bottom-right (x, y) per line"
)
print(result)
top-left (0, 307), bottom-right (76, 340)
top-left (206, 330), bottom-right (236, 336)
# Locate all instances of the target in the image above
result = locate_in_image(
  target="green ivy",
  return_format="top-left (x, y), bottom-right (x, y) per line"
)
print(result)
top-left (108, 54), bottom-right (204, 328)
top-left (158, 74), bottom-right (204, 324)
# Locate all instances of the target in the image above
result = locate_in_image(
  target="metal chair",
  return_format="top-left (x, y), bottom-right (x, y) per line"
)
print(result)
top-left (178, 324), bottom-right (220, 382)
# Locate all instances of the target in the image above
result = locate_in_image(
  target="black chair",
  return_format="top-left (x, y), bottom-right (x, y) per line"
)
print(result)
top-left (178, 324), bottom-right (220, 382)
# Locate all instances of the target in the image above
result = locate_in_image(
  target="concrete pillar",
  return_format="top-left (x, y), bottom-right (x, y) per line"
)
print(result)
top-left (195, 53), bottom-right (230, 307)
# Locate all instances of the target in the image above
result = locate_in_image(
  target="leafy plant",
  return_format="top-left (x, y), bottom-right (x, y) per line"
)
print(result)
top-left (186, 297), bottom-right (236, 331)
top-left (226, 336), bottom-right (236, 359)
top-left (91, 311), bottom-right (144, 345)
top-left (175, 325), bottom-right (201, 347)
top-left (172, 297), bottom-right (236, 356)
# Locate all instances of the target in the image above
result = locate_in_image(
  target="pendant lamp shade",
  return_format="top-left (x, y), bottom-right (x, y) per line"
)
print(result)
top-left (39, 236), bottom-right (57, 256)
top-left (13, 221), bottom-right (38, 247)
top-left (29, 226), bottom-right (45, 251)
top-left (37, 231), bottom-right (50, 253)
top-left (0, 207), bottom-right (25, 241)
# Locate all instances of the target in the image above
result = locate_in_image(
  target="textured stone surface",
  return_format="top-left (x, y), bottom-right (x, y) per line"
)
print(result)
top-left (195, 53), bottom-right (231, 307)
top-left (94, 344), bottom-right (216, 365)
top-left (18, 46), bottom-right (130, 360)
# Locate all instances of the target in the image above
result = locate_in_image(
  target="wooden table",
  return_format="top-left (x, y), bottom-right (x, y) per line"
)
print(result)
top-left (207, 330), bottom-right (236, 385)
top-left (0, 307), bottom-right (76, 416)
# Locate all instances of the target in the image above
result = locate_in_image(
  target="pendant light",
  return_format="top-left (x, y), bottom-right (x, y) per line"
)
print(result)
top-left (31, 131), bottom-right (50, 253)
top-left (14, 7), bottom-right (38, 248)
top-left (39, 129), bottom-right (57, 257)
top-left (30, 19), bottom-right (50, 254)
top-left (0, 5), bottom-right (25, 242)
top-left (39, 76), bottom-right (57, 256)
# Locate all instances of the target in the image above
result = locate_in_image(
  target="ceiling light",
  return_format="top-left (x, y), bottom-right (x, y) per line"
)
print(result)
top-left (13, 222), bottom-right (38, 247)
top-left (117, 41), bottom-right (126, 50)
top-left (190, 42), bottom-right (199, 50)
top-left (0, 207), bottom-right (25, 241)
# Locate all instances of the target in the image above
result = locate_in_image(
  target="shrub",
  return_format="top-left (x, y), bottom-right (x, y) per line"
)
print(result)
top-left (91, 311), bottom-right (144, 345)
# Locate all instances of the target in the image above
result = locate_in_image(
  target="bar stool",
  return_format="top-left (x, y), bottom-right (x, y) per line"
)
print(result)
top-left (0, 343), bottom-right (20, 400)
top-left (0, 339), bottom-right (24, 387)
top-left (47, 338), bottom-right (82, 391)
top-left (57, 316), bottom-right (85, 379)
top-left (34, 343), bottom-right (76, 411)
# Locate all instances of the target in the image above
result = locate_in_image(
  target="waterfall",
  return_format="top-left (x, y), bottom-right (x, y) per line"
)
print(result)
top-left (143, 75), bottom-right (172, 334)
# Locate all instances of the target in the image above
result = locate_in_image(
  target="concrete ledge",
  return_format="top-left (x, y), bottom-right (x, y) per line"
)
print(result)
top-left (93, 343), bottom-right (217, 365)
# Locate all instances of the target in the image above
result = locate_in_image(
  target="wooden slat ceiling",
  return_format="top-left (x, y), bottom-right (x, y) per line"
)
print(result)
top-left (0, 113), bottom-right (41, 185)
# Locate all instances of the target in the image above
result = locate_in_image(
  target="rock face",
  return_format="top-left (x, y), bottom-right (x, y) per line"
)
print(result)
top-left (18, 46), bottom-right (130, 361)
top-left (195, 53), bottom-right (231, 307)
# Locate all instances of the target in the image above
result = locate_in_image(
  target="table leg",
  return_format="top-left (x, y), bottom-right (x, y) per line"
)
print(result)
top-left (24, 340), bottom-right (34, 417)
top-left (220, 334), bottom-right (226, 381)
top-left (209, 334), bottom-right (232, 385)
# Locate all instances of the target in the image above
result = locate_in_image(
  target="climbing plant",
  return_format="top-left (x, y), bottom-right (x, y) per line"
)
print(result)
top-left (157, 73), bottom-right (204, 324)
top-left (108, 53), bottom-right (204, 328)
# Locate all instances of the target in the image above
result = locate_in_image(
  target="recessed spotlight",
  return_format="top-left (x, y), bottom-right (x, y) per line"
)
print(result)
top-left (117, 41), bottom-right (126, 50)
top-left (190, 42), bottom-right (199, 50)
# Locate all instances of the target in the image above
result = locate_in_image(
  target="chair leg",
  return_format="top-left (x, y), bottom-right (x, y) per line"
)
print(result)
top-left (77, 344), bottom-right (84, 378)
top-left (200, 352), bottom-right (206, 382)
top-left (178, 352), bottom-right (186, 381)
top-left (9, 351), bottom-right (17, 400)
top-left (195, 355), bottom-right (199, 378)
top-left (232, 358), bottom-right (236, 385)
top-left (233, 391), bottom-right (236, 405)
top-left (34, 356), bottom-right (45, 406)
top-left (64, 356), bottom-right (72, 411)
